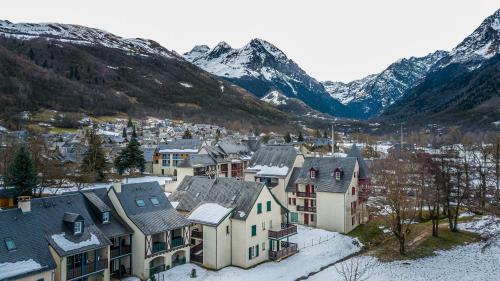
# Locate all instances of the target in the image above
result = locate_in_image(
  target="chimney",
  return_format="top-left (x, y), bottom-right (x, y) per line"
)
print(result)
top-left (17, 196), bottom-right (31, 213)
top-left (113, 179), bottom-right (122, 193)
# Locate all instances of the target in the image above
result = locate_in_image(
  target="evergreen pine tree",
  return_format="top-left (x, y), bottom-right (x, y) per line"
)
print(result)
top-left (215, 129), bottom-right (221, 143)
top-left (298, 132), bottom-right (304, 142)
top-left (323, 130), bottom-right (328, 138)
top-left (122, 127), bottom-right (127, 138)
top-left (284, 132), bottom-right (292, 143)
top-left (5, 146), bottom-right (38, 196)
top-left (114, 138), bottom-right (145, 175)
top-left (81, 130), bottom-right (108, 181)
top-left (132, 126), bottom-right (137, 138)
top-left (315, 129), bottom-right (321, 138)
top-left (127, 116), bottom-right (133, 128)
top-left (182, 130), bottom-right (192, 139)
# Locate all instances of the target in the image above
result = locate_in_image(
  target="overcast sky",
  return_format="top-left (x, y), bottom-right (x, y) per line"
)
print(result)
top-left (1, 1), bottom-right (499, 82)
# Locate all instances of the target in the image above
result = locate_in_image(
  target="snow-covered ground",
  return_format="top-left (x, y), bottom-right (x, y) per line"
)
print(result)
top-left (309, 216), bottom-right (500, 281)
top-left (42, 175), bottom-right (172, 195)
top-left (155, 225), bottom-right (361, 281)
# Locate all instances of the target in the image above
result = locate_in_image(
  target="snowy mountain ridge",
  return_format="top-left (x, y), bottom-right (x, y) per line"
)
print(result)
top-left (0, 19), bottom-right (180, 59)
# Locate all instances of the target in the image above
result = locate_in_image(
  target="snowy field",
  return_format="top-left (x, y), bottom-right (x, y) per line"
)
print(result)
top-left (156, 225), bottom-right (361, 281)
top-left (309, 216), bottom-right (500, 281)
top-left (41, 175), bottom-right (172, 194)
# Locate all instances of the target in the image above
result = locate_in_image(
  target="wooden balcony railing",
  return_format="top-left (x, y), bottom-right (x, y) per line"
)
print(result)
top-left (67, 258), bottom-right (108, 280)
top-left (297, 205), bottom-right (316, 213)
top-left (295, 191), bottom-right (317, 198)
top-left (110, 245), bottom-right (131, 258)
top-left (191, 230), bottom-right (203, 239)
top-left (268, 224), bottom-right (297, 239)
top-left (269, 242), bottom-right (298, 261)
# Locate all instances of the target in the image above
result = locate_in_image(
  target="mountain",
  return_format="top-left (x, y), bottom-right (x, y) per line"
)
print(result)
top-left (260, 90), bottom-right (332, 119)
top-left (322, 51), bottom-right (448, 119)
top-left (379, 9), bottom-right (500, 128)
top-left (183, 39), bottom-right (349, 117)
top-left (0, 20), bottom-right (291, 131)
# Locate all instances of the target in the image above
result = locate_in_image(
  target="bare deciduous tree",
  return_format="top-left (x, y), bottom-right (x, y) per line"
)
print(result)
top-left (335, 257), bottom-right (375, 281)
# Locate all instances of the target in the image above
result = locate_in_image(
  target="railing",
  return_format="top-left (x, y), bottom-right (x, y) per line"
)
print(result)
top-left (191, 230), bottom-right (203, 239)
top-left (149, 264), bottom-right (165, 277)
top-left (268, 224), bottom-right (297, 239)
top-left (297, 205), bottom-right (316, 212)
top-left (67, 258), bottom-right (108, 280)
top-left (295, 191), bottom-right (317, 198)
top-left (269, 242), bottom-right (298, 261)
top-left (152, 242), bottom-right (166, 253)
top-left (171, 237), bottom-right (183, 248)
top-left (191, 253), bottom-right (203, 263)
top-left (190, 242), bottom-right (203, 264)
top-left (110, 245), bottom-right (131, 258)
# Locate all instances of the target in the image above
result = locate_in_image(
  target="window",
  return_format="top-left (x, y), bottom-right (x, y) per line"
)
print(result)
top-left (352, 187), bottom-right (356, 195)
top-left (257, 203), bottom-right (262, 214)
top-left (248, 247), bottom-right (253, 260)
top-left (310, 170), bottom-right (316, 179)
top-left (74, 221), bottom-right (82, 234)
top-left (266, 201), bottom-right (271, 212)
top-left (311, 214), bottom-right (315, 222)
top-left (269, 220), bottom-right (273, 229)
top-left (262, 221), bottom-right (266, 230)
top-left (262, 242), bottom-right (266, 251)
top-left (102, 212), bottom-right (110, 223)
top-left (288, 198), bottom-right (291, 205)
top-left (4, 238), bottom-right (16, 251)
top-left (352, 216), bottom-right (356, 226)
top-left (335, 172), bottom-right (341, 180)
top-left (290, 212), bottom-right (298, 223)
top-left (150, 197), bottom-right (160, 206)
top-left (251, 225), bottom-right (257, 236)
top-left (292, 198), bottom-right (296, 206)
top-left (256, 244), bottom-right (260, 257)
top-left (226, 225), bottom-right (230, 235)
top-left (135, 199), bottom-right (145, 207)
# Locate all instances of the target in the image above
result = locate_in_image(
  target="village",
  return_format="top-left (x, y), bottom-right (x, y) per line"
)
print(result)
top-left (0, 113), bottom-right (499, 281)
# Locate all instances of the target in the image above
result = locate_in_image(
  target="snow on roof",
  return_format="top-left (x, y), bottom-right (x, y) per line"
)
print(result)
top-left (0, 259), bottom-right (43, 280)
top-left (159, 149), bottom-right (199, 153)
top-left (171, 201), bottom-right (179, 208)
top-left (51, 233), bottom-right (100, 251)
top-left (188, 203), bottom-right (233, 225)
top-left (248, 165), bottom-right (289, 177)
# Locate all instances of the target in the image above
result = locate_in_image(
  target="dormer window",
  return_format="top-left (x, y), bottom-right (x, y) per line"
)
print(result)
top-left (309, 168), bottom-right (317, 179)
top-left (102, 212), bottom-right (110, 223)
top-left (150, 197), bottom-right (160, 206)
top-left (74, 221), bottom-right (83, 235)
top-left (4, 238), bottom-right (16, 251)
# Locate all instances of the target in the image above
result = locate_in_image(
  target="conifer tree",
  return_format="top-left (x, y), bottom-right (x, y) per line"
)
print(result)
top-left (127, 116), bottom-right (133, 128)
top-left (215, 129), bottom-right (221, 143)
top-left (114, 138), bottom-right (145, 175)
top-left (81, 129), bottom-right (108, 181)
top-left (298, 132), bottom-right (304, 142)
top-left (284, 132), bottom-right (292, 143)
top-left (5, 146), bottom-right (38, 196)
top-left (122, 127), bottom-right (127, 138)
top-left (182, 130), bottom-right (192, 139)
top-left (132, 126), bottom-right (137, 138)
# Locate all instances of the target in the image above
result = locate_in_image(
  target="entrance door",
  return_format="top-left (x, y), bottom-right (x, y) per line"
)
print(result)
top-left (304, 213), bottom-right (309, 225)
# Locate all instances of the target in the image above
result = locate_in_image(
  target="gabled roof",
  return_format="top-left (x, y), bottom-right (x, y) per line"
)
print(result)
top-left (82, 192), bottom-right (111, 213)
top-left (170, 176), bottom-right (264, 221)
top-left (294, 157), bottom-right (358, 193)
top-left (158, 139), bottom-right (202, 153)
top-left (178, 154), bottom-right (216, 168)
top-left (347, 144), bottom-right (371, 179)
top-left (112, 181), bottom-right (190, 235)
top-left (247, 145), bottom-right (297, 177)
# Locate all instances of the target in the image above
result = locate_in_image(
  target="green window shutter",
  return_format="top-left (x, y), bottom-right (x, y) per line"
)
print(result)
top-left (248, 247), bottom-right (252, 260)
top-left (257, 203), bottom-right (262, 214)
top-left (256, 244), bottom-right (259, 257)
top-left (266, 201), bottom-right (271, 212)
top-left (251, 225), bottom-right (257, 236)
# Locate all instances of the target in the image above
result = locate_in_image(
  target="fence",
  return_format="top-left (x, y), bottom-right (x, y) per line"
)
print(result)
top-left (296, 233), bottom-right (339, 250)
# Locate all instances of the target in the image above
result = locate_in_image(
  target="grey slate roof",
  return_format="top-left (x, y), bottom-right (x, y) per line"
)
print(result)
top-left (218, 141), bottom-right (250, 155)
top-left (81, 188), bottom-right (134, 238)
top-left (285, 167), bottom-right (302, 193)
top-left (347, 144), bottom-right (371, 179)
top-left (113, 181), bottom-right (190, 235)
top-left (294, 157), bottom-right (358, 193)
top-left (82, 192), bottom-right (111, 213)
top-left (247, 145), bottom-right (297, 177)
top-left (159, 139), bottom-right (202, 151)
top-left (169, 176), bottom-right (264, 221)
top-left (178, 154), bottom-right (216, 168)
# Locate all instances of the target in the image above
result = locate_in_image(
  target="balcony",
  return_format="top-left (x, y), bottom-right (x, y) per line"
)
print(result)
top-left (191, 230), bottom-right (203, 239)
top-left (268, 224), bottom-right (297, 239)
top-left (67, 258), bottom-right (108, 280)
top-left (269, 242), bottom-right (298, 261)
top-left (295, 191), bottom-right (316, 198)
top-left (171, 237), bottom-right (184, 248)
top-left (110, 245), bottom-right (131, 259)
top-left (152, 241), bottom-right (166, 253)
top-left (297, 205), bottom-right (316, 213)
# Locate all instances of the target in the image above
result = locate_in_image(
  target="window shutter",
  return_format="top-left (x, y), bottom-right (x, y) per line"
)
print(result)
top-left (266, 201), bottom-right (271, 212)
top-left (251, 225), bottom-right (257, 236)
top-left (256, 244), bottom-right (260, 257)
top-left (257, 203), bottom-right (262, 214)
top-left (248, 247), bottom-right (252, 260)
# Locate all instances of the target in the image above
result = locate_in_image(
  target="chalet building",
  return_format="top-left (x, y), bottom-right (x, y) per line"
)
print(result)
top-left (152, 139), bottom-right (203, 177)
top-left (169, 176), bottom-right (298, 270)
top-left (244, 145), bottom-right (304, 206)
top-left (165, 140), bottom-right (252, 192)
top-left (107, 181), bottom-right (191, 279)
top-left (286, 157), bottom-right (364, 233)
top-left (0, 193), bottom-right (120, 281)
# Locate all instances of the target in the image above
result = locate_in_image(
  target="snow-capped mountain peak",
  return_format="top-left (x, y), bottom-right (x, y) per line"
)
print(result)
top-left (0, 19), bottom-right (179, 59)
top-left (260, 90), bottom-right (289, 106)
